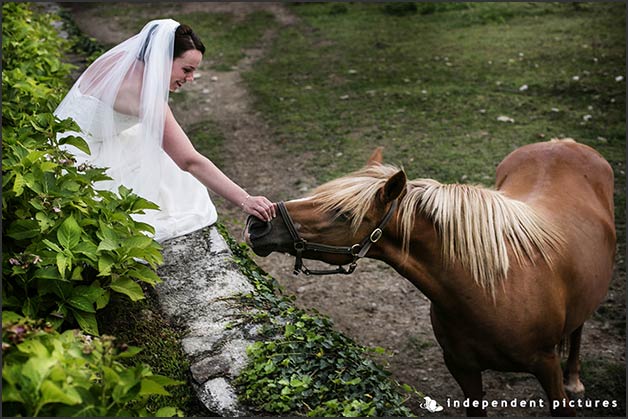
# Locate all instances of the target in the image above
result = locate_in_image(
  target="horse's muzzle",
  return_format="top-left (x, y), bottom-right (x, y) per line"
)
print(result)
top-left (245, 215), bottom-right (275, 256)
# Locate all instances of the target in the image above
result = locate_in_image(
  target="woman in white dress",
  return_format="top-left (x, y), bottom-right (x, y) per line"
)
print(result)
top-left (55, 19), bottom-right (275, 242)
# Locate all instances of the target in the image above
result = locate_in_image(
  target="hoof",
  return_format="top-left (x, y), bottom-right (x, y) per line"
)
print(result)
top-left (564, 379), bottom-right (585, 396)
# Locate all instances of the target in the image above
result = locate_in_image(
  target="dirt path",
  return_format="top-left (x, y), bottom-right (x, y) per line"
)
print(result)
top-left (68, 3), bottom-right (625, 417)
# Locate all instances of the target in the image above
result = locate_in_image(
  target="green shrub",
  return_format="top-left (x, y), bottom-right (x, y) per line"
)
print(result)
top-left (2, 313), bottom-right (183, 417)
top-left (2, 3), bottom-right (163, 336)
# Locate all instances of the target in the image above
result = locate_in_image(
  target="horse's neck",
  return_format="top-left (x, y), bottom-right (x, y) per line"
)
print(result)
top-left (378, 215), bottom-right (449, 303)
top-left (381, 213), bottom-right (495, 310)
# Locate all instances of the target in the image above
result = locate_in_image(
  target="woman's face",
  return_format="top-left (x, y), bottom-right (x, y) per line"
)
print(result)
top-left (170, 49), bottom-right (202, 92)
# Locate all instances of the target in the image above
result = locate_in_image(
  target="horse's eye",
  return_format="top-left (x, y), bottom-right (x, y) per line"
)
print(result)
top-left (331, 208), bottom-right (350, 223)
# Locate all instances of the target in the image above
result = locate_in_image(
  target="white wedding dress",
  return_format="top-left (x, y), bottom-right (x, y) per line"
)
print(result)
top-left (57, 88), bottom-right (217, 242)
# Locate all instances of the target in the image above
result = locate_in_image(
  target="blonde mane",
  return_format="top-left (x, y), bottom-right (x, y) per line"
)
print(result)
top-left (311, 164), bottom-right (564, 297)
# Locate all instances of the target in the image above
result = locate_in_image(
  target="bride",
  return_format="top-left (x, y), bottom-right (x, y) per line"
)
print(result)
top-left (55, 19), bottom-right (276, 242)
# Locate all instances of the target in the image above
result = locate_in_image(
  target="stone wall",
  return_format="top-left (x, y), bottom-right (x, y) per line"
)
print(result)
top-left (155, 226), bottom-right (258, 416)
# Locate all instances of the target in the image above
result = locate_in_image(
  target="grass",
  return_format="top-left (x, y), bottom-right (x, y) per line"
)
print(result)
top-left (579, 356), bottom-right (626, 417)
top-left (170, 11), bottom-right (277, 71)
top-left (72, 3), bottom-right (277, 71)
top-left (246, 2), bottom-right (624, 182)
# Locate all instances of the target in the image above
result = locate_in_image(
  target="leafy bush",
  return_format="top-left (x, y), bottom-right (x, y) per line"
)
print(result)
top-left (2, 313), bottom-right (182, 417)
top-left (219, 226), bottom-right (417, 417)
top-left (2, 2), bottom-right (163, 336)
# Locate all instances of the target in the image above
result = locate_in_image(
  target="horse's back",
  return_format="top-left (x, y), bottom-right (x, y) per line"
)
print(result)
top-left (496, 139), bottom-right (614, 219)
top-left (496, 139), bottom-right (615, 331)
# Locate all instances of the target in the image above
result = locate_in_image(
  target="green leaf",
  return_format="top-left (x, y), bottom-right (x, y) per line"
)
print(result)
top-left (128, 265), bottom-right (161, 286)
top-left (97, 236), bottom-right (119, 252)
top-left (97, 254), bottom-right (115, 276)
top-left (109, 277), bottom-right (145, 301)
top-left (67, 295), bottom-right (96, 313)
top-left (39, 161), bottom-right (58, 172)
top-left (57, 215), bottom-right (81, 249)
top-left (16, 339), bottom-right (48, 358)
top-left (139, 378), bottom-right (171, 396)
top-left (35, 211), bottom-right (55, 231)
top-left (59, 134), bottom-right (91, 155)
top-left (70, 265), bottom-right (84, 280)
top-left (42, 238), bottom-right (63, 252)
top-left (33, 266), bottom-right (61, 280)
top-left (74, 240), bottom-right (98, 261)
top-left (154, 407), bottom-right (180, 417)
top-left (95, 289), bottom-right (110, 310)
top-left (131, 197), bottom-right (160, 212)
top-left (56, 252), bottom-right (68, 278)
top-left (70, 309), bottom-right (99, 336)
top-left (115, 346), bottom-right (143, 359)
top-left (1, 311), bottom-right (24, 326)
top-left (39, 380), bottom-right (82, 406)
top-left (22, 297), bottom-right (38, 318)
top-left (122, 235), bottom-right (154, 250)
top-left (7, 219), bottom-right (40, 240)
top-left (1, 378), bottom-right (25, 403)
top-left (19, 359), bottom-right (54, 402)
top-left (13, 172), bottom-right (25, 196)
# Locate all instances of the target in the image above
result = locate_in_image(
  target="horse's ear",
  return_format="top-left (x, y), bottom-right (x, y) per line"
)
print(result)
top-left (380, 170), bottom-right (406, 204)
top-left (367, 146), bottom-right (384, 166)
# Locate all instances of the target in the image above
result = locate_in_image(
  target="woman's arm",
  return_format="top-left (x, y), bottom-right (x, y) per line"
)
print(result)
top-left (162, 105), bottom-right (275, 221)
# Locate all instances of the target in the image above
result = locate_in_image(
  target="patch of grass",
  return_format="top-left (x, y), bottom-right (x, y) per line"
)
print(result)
top-left (579, 357), bottom-right (626, 417)
top-left (248, 2), bottom-right (624, 183)
top-left (171, 11), bottom-right (277, 71)
top-left (76, 3), bottom-right (277, 72)
top-left (185, 120), bottom-right (226, 168)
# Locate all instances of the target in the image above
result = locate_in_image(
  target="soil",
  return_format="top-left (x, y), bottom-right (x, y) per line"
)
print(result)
top-left (66, 3), bottom-right (625, 417)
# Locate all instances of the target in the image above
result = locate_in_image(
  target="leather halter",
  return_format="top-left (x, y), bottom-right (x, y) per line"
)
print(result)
top-left (276, 199), bottom-right (398, 276)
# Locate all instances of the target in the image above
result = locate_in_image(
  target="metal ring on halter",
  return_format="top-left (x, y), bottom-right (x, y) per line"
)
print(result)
top-left (370, 228), bottom-right (383, 243)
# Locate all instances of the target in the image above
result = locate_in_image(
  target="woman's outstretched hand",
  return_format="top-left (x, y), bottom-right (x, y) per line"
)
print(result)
top-left (241, 195), bottom-right (276, 222)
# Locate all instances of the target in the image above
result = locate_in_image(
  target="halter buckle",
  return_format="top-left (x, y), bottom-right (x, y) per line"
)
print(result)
top-left (370, 228), bottom-right (383, 243)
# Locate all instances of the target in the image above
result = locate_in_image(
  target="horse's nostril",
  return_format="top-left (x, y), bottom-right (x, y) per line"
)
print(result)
top-left (247, 216), bottom-right (272, 240)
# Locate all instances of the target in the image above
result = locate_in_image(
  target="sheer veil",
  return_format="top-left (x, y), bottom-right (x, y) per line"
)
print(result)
top-left (55, 19), bottom-right (217, 241)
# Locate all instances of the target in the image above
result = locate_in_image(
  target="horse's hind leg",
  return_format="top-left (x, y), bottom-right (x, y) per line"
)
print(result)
top-left (532, 351), bottom-right (576, 416)
top-left (563, 325), bottom-right (585, 395)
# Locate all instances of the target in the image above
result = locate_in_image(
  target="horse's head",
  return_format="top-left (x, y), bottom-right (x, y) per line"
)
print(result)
top-left (245, 148), bottom-right (407, 273)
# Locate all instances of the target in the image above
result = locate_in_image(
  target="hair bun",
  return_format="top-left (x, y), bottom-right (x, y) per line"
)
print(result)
top-left (173, 23), bottom-right (205, 57)
top-left (176, 24), bottom-right (195, 37)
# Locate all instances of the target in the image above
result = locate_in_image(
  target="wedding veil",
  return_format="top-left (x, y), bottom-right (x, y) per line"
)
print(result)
top-left (55, 18), bottom-right (179, 204)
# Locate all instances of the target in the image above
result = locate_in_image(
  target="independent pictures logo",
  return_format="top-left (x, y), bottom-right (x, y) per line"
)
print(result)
top-left (419, 396), bottom-right (444, 413)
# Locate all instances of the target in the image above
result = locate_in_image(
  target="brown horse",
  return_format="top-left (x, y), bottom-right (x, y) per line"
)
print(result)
top-left (245, 139), bottom-right (615, 416)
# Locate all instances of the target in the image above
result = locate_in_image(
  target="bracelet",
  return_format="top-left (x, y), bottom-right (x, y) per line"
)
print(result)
top-left (240, 194), bottom-right (251, 207)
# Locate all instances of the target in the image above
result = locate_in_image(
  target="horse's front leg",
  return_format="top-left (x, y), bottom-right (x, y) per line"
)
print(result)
top-left (443, 355), bottom-right (486, 417)
top-left (532, 351), bottom-right (576, 416)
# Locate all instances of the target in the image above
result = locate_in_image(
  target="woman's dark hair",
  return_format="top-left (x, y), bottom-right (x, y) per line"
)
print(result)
top-left (174, 24), bottom-right (205, 58)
